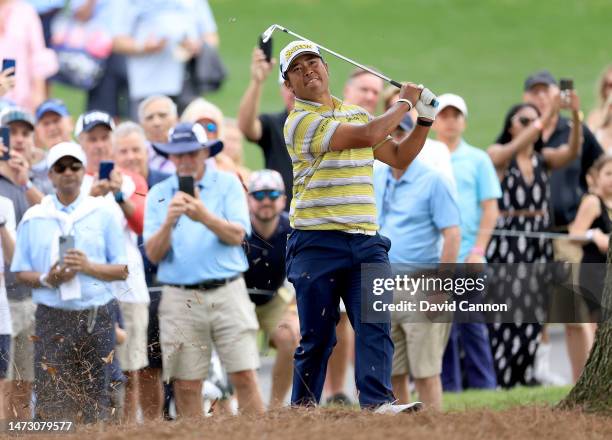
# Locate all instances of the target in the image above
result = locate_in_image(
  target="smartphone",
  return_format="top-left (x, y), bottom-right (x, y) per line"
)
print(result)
top-left (99, 160), bottom-right (114, 180)
top-left (178, 175), bottom-right (195, 197)
top-left (2, 59), bottom-right (15, 76)
top-left (59, 235), bottom-right (75, 264)
top-left (258, 36), bottom-right (272, 63)
top-left (0, 127), bottom-right (9, 161)
top-left (559, 78), bottom-right (574, 91)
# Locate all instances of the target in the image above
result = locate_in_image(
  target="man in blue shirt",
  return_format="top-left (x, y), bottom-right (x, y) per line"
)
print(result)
top-left (432, 94), bottom-right (501, 391)
top-left (374, 115), bottom-right (461, 410)
top-left (144, 123), bottom-right (264, 417)
top-left (11, 141), bottom-right (128, 422)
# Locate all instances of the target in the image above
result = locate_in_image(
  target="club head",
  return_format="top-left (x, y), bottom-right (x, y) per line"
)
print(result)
top-left (261, 24), bottom-right (278, 43)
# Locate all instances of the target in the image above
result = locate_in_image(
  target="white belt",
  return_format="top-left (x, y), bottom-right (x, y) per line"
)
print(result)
top-left (343, 228), bottom-right (377, 236)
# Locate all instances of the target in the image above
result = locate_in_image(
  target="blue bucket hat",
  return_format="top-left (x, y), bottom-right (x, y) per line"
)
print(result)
top-left (153, 122), bottom-right (223, 158)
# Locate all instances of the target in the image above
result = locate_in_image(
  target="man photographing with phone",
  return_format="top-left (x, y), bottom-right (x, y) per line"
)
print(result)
top-left (144, 122), bottom-right (265, 418)
top-left (280, 40), bottom-right (437, 413)
top-left (10, 142), bottom-right (128, 422)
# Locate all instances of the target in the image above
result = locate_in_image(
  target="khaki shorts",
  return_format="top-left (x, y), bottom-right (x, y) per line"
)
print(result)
top-left (549, 239), bottom-right (591, 324)
top-left (7, 299), bottom-right (36, 382)
top-left (391, 321), bottom-right (451, 379)
top-left (159, 277), bottom-right (260, 381)
top-left (255, 286), bottom-right (293, 335)
top-left (116, 301), bottom-right (149, 372)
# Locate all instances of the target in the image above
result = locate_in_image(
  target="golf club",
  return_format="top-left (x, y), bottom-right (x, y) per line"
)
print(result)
top-left (261, 24), bottom-right (438, 107)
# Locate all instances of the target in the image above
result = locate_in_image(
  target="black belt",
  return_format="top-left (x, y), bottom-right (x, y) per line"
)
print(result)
top-left (168, 275), bottom-right (241, 291)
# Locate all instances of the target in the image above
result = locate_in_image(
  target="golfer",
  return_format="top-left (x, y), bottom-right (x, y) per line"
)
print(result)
top-left (281, 40), bottom-right (437, 413)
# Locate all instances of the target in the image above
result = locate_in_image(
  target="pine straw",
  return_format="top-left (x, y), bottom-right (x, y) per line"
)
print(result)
top-left (31, 406), bottom-right (612, 440)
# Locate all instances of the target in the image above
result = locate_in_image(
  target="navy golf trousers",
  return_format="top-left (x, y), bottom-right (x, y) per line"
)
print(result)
top-left (286, 229), bottom-right (395, 408)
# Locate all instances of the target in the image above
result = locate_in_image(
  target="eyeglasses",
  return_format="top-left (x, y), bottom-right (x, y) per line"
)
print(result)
top-left (517, 116), bottom-right (536, 127)
top-left (52, 162), bottom-right (83, 174)
top-left (250, 189), bottom-right (282, 201)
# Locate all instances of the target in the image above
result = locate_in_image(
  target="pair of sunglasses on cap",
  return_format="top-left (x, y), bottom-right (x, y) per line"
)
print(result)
top-left (250, 189), bottom-right (283, 201)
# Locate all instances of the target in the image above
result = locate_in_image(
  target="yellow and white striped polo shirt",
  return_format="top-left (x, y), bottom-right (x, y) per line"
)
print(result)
top-left (284, 96), bottom-right (379, 232)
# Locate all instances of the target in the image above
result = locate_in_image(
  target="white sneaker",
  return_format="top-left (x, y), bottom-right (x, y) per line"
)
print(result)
top-left (374, 401), bottom-right (423, 414)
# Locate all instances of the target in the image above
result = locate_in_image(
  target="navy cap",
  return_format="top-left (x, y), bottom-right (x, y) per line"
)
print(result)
top-left (524, 70), bottom-right (557, 91)
top-left (0, 107), bottom-right (35, 129)
top-left (36, 99), bottom-right (70, 122)
top-left (153, 122), bottom-right (223, 158)
top-left (74, 110), bottom-right (115, 137)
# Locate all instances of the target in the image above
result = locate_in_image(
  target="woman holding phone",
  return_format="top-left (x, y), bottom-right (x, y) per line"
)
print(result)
top-left (486, 97), bottom-right (581, 388)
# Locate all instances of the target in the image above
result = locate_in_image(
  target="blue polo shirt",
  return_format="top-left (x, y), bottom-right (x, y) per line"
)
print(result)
top-left (374, 160), bottom-right (460, 264)
top-left (450, 140), bottom-right (502, 261)
top-left (143, 168), bottom-right (251, 285)
top-left (10, 194), bottom-right (127, 310)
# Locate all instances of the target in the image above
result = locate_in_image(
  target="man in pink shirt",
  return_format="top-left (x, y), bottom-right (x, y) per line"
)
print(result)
top-left (0, 0), bottom-right (58, 112)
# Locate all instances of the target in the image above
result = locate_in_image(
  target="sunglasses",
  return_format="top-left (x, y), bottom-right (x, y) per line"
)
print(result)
top-left (250, 189), bottom-right (282, 201)
top-left (517, 116), bottom-right (536, 127)
top-left (52, 162), bottom-right (83, 174)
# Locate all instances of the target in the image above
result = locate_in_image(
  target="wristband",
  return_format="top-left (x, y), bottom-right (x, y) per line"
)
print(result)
top-left (585, 229), bottom-right (594, 241)
top-left (416, 117), bottom-right (433, 127)
top-left (470, 246), bottom-right (485, 257)
top-left (396, 98), bottom-right (413, 112)
top-left (39, 272), bottom-right (54, 289)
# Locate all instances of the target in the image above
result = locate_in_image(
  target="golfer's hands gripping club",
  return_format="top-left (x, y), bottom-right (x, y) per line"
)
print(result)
top-left (416, 85), bottom-right (438, 121)
top-left (398, 83), bottom-right (423, 111)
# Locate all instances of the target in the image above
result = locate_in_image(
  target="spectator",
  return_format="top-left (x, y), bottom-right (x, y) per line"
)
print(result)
top-left (76, 111), bottom-right (150, 421)
top-left (32, 99), bottom-right (73, 195)
top-left (587, 64), bottom-right (612, 151)
top-left (113, 121), bottom-right (167, 420)
top-left (0, 0), bottom-right (58, 111)
top-left (25, 0), bottom-right (65, 48)
top-left (144, 122), bottom-right (265, 417)
top-left (486, 101), bottom-right (581, 388)
top-left (432, 93), bottom-right (500, 392)
top-left (1, 107), bottom-right (48, 200)
top-left (222, 118), bottom-right (251, 181)
top-left (244, 169), bottom-right (299, 408)
top-left (374, 115), bottom-right (461, 410)
top-left (343, 68), bottom-right (384, 115)
top-left (382, 85), bottom-right (455, 186)
top-left (11, 142), bottom-right (128, 423)
top-left (523, 70), bottom-right (602, 383)
top-left (570, 155), bottom-right (612, 324)
top-left (238, 47), bottom-right (294, 211)
top-left (112, 0), bottom-right (218, 117)
top-left (0, 107), bottom-right (43, 420)
top-left (0, 196), bottom-right (16, 421)
top-left (138, 95), bottom-right (178, 174)
top-left (69, 0), bottom-right (130, 118)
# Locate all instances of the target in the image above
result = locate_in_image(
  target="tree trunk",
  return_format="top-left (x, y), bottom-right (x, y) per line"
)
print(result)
top-left (558, 240), bottom-right (612, 414)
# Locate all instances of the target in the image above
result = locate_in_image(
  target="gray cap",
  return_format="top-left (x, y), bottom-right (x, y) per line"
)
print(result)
top-left (524, 70), bottom-right (557, 91)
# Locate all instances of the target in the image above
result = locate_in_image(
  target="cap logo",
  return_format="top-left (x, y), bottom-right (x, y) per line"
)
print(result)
top-left (284, 43), bottom-right (316, 61)
top-left (83, 111), bottom-right (109, 125)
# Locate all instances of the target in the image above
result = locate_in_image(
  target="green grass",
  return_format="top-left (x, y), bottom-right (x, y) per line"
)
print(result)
top-left (442, 385), bottom-right (572, 411)
top-left (53, 0), bottom-right (612, 170)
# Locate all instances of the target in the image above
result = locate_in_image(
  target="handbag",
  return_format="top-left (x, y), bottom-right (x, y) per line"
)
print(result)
top-left (50, 14), bottom-right (113, 90)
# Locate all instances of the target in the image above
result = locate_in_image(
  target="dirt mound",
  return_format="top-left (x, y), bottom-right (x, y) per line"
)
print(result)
top-left (31, 406), bottom-right (612, 440)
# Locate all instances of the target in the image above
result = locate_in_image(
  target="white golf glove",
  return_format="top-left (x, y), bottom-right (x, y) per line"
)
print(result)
top-left (416, 86), bottom-right (437, 121)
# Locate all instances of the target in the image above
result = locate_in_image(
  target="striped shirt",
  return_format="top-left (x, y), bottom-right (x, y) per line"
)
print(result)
top-left (284, 96), bottom-right (382, 232)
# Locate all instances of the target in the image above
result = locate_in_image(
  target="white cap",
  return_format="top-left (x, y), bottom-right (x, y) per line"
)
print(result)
top-left (47, 142), bottom-right (87, 169)
top-left (436, 93), bottom-right (468, 117)
top-left (279, 40), bottom-right (322, 79)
